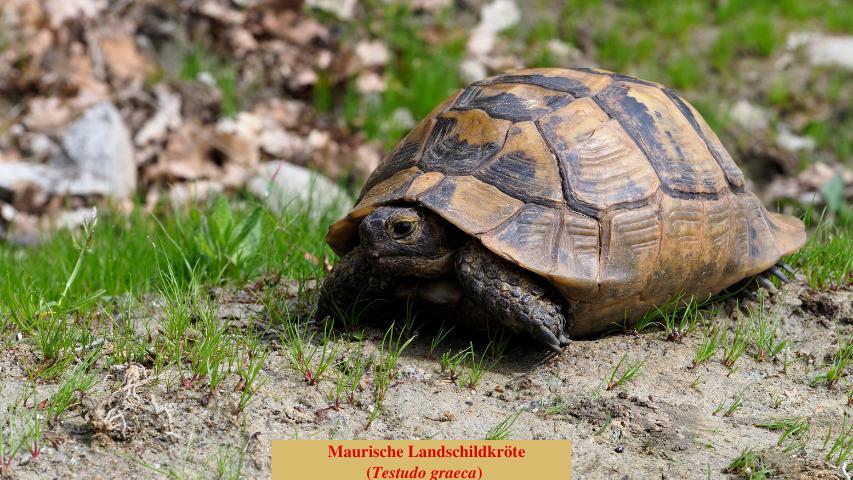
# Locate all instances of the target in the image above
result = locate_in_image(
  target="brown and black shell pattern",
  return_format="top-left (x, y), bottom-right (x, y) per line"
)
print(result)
top-left (327, 68), bottom-right (806, 336)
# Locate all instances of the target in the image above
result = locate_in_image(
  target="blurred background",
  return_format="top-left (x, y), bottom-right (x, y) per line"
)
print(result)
top-left (0, 0), bottom-right (850, 242)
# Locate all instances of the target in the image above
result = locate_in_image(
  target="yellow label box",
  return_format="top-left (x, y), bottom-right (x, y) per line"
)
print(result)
top-left (272, 440), bottom-right (571, 479)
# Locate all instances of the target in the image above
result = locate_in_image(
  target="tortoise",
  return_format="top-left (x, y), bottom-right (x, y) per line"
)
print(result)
top-left (316, 67), bottom-right (806, 352)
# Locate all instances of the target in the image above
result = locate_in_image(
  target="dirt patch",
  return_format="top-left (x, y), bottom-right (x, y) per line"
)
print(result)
top-left (0, 283), bottom-right (850, 479)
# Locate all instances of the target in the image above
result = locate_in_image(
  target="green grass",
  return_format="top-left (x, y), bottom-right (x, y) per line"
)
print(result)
top-left (713, 389), bottom-right (747, 417)
top-left (787, 213), bottom-right (852, 289)
top-left (281, 320), bottom-right (341, 386)
top-left (0, 199), bottom-right (334, 312)
top-left (811, 334), bottom-right (852, 389)
top-left (724, 448), bottom-right (771, 480)
top-left (605, 354), bottom-right (644, 391)
top-left (749, 296), bottom-right (787, 363)
top-left (721, 318), bottom-right (751, 372)
top-left (333, 341), bottom-right (369, 408)
top-left (428, 321), bottom-right (454, 359)
top-left (755, 416), bottom-right (811, 453)
top-left (0, 196), bottom-right (337, 473)
top-left (179, 45), bottom-right (244, 118)
top-left (462, 342), bottom-right (492, 390)
top-left (439, 346), bottom-right (471, 383)
top-left (46, 359), bottom-right (98, 426)
top-left (337, 2), bottom-right (465, 148)
top-left (235, 343), bottom-right (268, 414)
top-left (485, 411), bottom-right (523, 441)
top-left (373, 319), bottom-right (416, 403)
top-left (691, 323), bottom-right (723, 369)
top-left (824, 413), bottom-right (853, 465)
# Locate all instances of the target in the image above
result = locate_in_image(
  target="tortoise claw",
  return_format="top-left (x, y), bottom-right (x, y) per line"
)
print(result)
top-left (781, 263), bottom-right (796, 276)
top-left (534, 324), bottom-right (563, 353)
top-left (756, 275), bottom-right (776, 292)
top-left (769, 266), bottom-right (791, 284)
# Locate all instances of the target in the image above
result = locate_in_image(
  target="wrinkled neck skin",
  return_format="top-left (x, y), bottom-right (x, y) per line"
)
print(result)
top-left (358, 205), bottom-right (465, 279)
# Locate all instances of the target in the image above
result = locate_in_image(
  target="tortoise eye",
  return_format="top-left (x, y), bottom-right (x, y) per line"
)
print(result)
top-left (390, 220), bottom-right (415, 239)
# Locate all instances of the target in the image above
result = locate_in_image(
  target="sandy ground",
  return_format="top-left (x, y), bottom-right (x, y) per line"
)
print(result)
top-left (1, 282), bottom-right (851, 479)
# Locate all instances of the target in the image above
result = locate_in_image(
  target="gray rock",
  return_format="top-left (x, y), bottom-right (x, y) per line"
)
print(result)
top-left (61, 102), bottom-right (137, 198)
top-left (776, 127), bottom-right (816, 152)
top-left (730, 99), bottom-right (769, 131)
top-left (0, 102), bottom-right (136, 200)
top-left (788, 32), bottom-right (853, 70)
top-left (248, 161), bottom-right (351, 218)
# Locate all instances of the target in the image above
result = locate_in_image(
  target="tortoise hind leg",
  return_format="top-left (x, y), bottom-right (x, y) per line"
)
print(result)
top-left (455, 244), bottom-right (571, 353)
top-left (756, 260), bottom-right (799, 292)
top-left (768, 264), bottom-right (792, 284)
top-left (724, 260), bottom-right (797, 300)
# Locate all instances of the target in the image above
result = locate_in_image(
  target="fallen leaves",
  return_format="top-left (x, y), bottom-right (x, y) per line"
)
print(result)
top-left (45, 0), bottom-right (107, 29)
top-left (0, 0), bottom-right (398, 242)
top-left (98, 29), bottom-right (155, 84)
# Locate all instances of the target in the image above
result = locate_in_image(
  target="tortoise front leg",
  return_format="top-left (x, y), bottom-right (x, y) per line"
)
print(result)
top-left (455, 244), bottom-right (571, 352)
top-left (315, 247), bottom-right (397, 323)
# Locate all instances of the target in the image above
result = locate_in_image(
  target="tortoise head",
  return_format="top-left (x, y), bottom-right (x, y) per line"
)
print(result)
top-left (359, 205), bottom-right (463, 277)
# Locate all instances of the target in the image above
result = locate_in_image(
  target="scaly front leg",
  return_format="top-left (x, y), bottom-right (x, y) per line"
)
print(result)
top-left (455, 244), bottom-right (571, 352)
top-left (315, 247), bottom-right (397, 324)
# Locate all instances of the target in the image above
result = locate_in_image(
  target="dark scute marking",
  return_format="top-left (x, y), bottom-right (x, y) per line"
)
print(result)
top-left (533, 120), bottom-right (600, 219)
top-left (418, 117), bottom-right (501, 175)
top-left (663, 88), bottom-right (745, 192)
top-left (453, 86), bottom-right (572, 122)
top-left (475, 74), bottom-right (591, 98)
top-left (569, 67), bottom-right (600, 74)
top-left (475, 151), bottom-right (557, 205)
top-left (606, 73), bottom-right (658, 87)
top-left (749, 225), bottom-right (759, 258)
top-left (544, 95), bottom-right (571, 109)
top-left (603, 176), bottom-right (649, 208)
top-left (568, 68), bottom-right (658, 88)
top-left (593, 83), bottom-right (718, 200)
top-left (604, 197), bottom-right (651, 215)
top-left (362, 141), bottom-right (420, 192)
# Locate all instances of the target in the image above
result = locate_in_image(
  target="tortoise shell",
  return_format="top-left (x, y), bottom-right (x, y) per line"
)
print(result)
top-left (327, 68), bottom-right (806, 336)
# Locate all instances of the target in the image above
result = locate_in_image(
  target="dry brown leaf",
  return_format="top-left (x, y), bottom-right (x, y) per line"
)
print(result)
top-left (26, 30), bottom-right (54, 61)
top-left (799, 161), bottom-right (851, 190)
top-left (252, 99), bottom-right (307, 130)
top-left (0, 151), bottom-right (21, 164)
top-left (135, 85), bottom-right (182, 146)
top-left (259, 127), bottom-right (309, 161)
top-left (198, 0), bottom-right (246, 25)
top-left (24, 97), bottom-right (73, 132)
top-left (305, 0), bottom-right (356, 20)
top-left (353, 143), bottom-right (382, 178)
top-left (354, 40), bottom-right (390, 68)
top-left (146, 122), bottom-right (217, 182)
top-left (62, 43), bottom-right (111, 108)
top-left (355, 71), bottom-right (386, 94)
top-left (229, 28), bottom-right (259, 55)
top-left (45, 0), bottom-right (107, 28)
top-left (98, 30), bottom-right (154, 82)
top-left (214, 113), bottom-right (261, 168)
